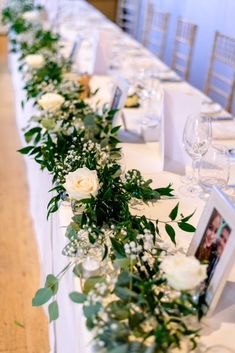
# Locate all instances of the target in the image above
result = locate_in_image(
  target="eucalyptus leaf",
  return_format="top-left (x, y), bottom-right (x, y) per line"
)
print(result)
top-left (48, 300), bottom-right (59, 322)
top-left (69, 292), bottom-right (86, 303)
top-left (45, 274), bottom-right (58, 295)
top-left (83, 276), bottom-right (105, 295)
top-left (32, 287), bottom-right (53, 306)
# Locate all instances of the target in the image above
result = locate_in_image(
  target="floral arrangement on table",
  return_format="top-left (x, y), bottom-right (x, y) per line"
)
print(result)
top-left (2, 1), bottom-right (207, 352)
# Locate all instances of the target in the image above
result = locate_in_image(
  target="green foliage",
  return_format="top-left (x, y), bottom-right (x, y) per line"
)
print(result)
top-left (45, 274), bottom-right (59, 295)
top-left (32, 287), bottom-right (53, 306)
top-left (48, 300), bottom-right (59, 322)
top-left (69, 292), bottom-right (87, 303)
top-left (5, 1), bottom-right (203, 350)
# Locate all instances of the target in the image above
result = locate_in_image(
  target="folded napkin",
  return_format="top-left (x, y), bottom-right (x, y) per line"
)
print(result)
top-left (213, 121), bottom-right (235, 140)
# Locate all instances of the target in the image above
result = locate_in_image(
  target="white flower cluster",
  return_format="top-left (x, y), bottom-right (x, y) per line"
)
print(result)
top-left (123, 229), bottom-right (158, 271)
top-left (124, 169), bottom-right (146, 187)
top-left (53, 139), bottom-right (111, 184)
top-left (124, 241), bottom-right (142, 260)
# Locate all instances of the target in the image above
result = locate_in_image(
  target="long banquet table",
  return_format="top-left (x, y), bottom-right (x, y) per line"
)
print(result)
top-left (10, 1), bottom-right (235, 352)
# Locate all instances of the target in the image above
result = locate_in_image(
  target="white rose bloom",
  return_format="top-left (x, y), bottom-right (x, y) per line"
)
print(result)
top-left (160, 254), bottom-right (207, 291)
top-left (64, 167), bottom-right (99, 201)
top-left (22, 10), bottom-right (40, 22)
top-left (25, 54), bottom-right (45, 69)
top-left (38, 93), bottom-right (65, 111)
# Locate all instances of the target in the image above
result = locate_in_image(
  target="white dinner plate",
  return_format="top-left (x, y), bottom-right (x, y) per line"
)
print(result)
top-left (201, 102), bottom-right (222, 115)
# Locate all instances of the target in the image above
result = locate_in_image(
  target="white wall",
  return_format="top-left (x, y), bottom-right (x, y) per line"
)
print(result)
top-left (143, 0), bottom-right (235, 93)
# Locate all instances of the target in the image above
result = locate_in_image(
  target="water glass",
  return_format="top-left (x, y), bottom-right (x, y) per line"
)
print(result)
top-left (199, 144), bottom-right (230, 195)
top-left (182, 114), bottom-right (212, 195)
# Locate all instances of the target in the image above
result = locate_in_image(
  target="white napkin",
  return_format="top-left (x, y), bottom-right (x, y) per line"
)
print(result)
top-left (213, 121), bottom-right (235, 140)
top-left (163, 89), bottom-right (202, 174)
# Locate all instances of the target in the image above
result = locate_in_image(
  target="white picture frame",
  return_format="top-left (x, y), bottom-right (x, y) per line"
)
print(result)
top-left (187, 187), bottom-right (235, 316)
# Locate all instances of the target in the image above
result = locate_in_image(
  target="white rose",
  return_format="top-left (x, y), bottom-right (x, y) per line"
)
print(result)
top-left (160, 254), bottom-right (207, 291)
top-left (38, 93), bottom-right (65, 111)
top-left (22, 10), bottom-right (40, 22)
top-left (64, 167), bottom-right (99, 201)
top-left (25, 54), bottom-right (45, 69)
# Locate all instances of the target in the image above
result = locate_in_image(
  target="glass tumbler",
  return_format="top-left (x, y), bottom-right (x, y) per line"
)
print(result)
top-left (199, 144), bottom-right (230, 195)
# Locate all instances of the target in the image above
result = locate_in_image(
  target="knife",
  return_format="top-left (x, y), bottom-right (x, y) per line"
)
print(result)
top-left (211, 116), bottom-right (235, 121)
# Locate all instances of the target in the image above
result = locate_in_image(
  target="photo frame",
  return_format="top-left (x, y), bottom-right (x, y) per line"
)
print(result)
top-left (187, 187), bottom-right (235, 316)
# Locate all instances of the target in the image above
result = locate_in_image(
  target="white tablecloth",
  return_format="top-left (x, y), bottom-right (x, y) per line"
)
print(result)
top-left (9, 1), bottom-right (235, 352)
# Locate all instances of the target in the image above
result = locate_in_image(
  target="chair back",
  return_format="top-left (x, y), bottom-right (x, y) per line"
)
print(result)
top-left (142, 3), bottom-right (170, 60)
top-left (171, 17), bottom-right (198, 80)
top-left (116, 0), bottom-right (140, 38)
top-left (205, 31), bottom-right (235, 112)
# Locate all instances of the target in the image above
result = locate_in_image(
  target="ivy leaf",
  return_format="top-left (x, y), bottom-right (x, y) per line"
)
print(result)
top-left (110, 238), bottom-right (125, 257)
top-left (169, 202), bottom-right (179, 221)
top-left (24, 127), bottom-right (41, 143)
top-left (178, 222), bottom-right (196, 233)
top-left (69, 292), bottom-right (87, 303)
top-left (48, 300), bottom-right (59, 322)
top-left (111, 125), bottom-right (121, 134)
top-left (165, 224), bottom-right (176, 244)
top-left (18, 146), bottom-right (34, 154)
top-left (32, 288), bottom-right (53, 306)
top-left (45, 274), bottom-right (58, 295)
top-left (181, 210), bottom-right (196, 223)
top-left (156, 183), bottom-right (174, 196)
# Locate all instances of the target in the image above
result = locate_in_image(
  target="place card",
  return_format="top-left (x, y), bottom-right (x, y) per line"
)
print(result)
top-left (93, 30), bottom-right (112, 75)
top-left (110, 76), bottom-right (129, 127)
top-left (162, 89), bottom-right (202, 174)
top-left (68, 35), bottom-right (82, 63)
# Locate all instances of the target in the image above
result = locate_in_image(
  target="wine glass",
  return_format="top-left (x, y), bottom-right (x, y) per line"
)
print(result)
top-left (199, 144), bottom-right (230, 199)
top-left (182, 114), bottom-right (212, 195)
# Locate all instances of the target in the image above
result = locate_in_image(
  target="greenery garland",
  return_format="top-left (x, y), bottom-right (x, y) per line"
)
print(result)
top-left (2, 2), bottom-right (207, 352)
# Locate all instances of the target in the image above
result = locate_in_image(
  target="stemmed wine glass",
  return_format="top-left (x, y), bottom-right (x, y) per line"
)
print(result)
top-left (182, 114), bottom-right (212, 195)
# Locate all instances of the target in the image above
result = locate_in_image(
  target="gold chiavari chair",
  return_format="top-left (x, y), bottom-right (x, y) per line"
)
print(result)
top-left (142, 3), bottom-right (170, 60)
top-left (116, 0), bottom-right (140, 38)
top-left (171, 17), bottom-right (198, 81)
top-left (205, 31), bottom-right (235, 113)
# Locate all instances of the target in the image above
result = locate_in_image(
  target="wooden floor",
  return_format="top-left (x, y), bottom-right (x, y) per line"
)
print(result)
top-left (0, 37), bottom-right (49, 353)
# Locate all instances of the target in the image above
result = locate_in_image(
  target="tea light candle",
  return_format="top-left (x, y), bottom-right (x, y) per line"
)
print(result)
top-left (82, 257), bottom-right (100, 278)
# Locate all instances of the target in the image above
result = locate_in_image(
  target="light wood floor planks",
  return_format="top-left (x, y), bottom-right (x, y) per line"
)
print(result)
top-left (0, 36), bottom-right (49, 353)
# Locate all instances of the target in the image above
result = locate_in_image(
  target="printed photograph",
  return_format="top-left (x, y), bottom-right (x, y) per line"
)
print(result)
top-left (195, 208), bottom-right (231, 285)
